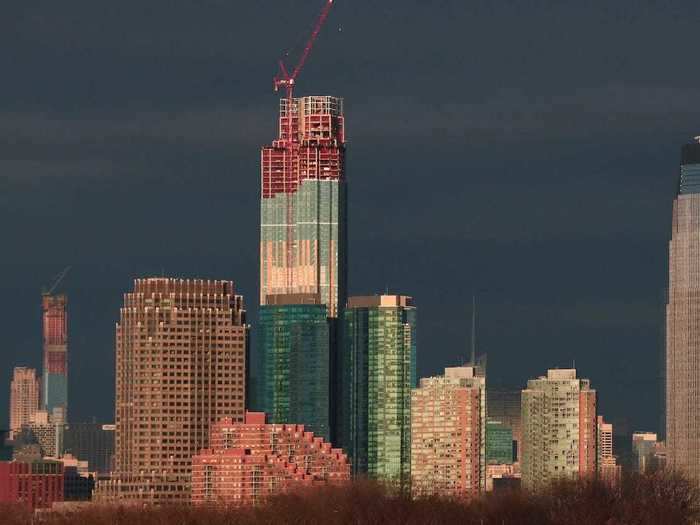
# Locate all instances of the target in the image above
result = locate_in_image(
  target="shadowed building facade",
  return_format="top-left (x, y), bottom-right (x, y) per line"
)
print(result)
top-left (63, 423), bottom-right (115, 475)
top-left (487, 389), bottom-right (522, 462)
top-left (257, 295), bottom-right (330, 440)
top-left (342, 295), bottom-right (416, 490)
top-left (109, 278), bottom-right (248, 504)
top-left (257, 96), bottom-right (347, 441)
top-left (666, 137), bottom-right (700, 482)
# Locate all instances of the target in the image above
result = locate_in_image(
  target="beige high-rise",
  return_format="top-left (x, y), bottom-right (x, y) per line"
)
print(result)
top-left (9, 367), bottom-right (40, 440)
top-left (596, 415), bottom-right (620, 485)
top-left (667, 138), bottom-right (700, 482)
top-left (111, 278), bottom-right (248, 504)
top-left (521, 369), bottom-right (596, 491)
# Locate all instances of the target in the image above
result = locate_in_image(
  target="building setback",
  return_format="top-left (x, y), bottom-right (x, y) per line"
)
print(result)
top-left (521, 369), bottom-right (596, 491)
top-left (9, 367), bottom-right (40, 440)
top-left (257, 95), bottom-right (347, 442)
top-left (109, 278), bottom-right (248, 504)
top-left (411, 365), bottom-right (486, 499)
top-left (667, 137), bottom-right (700, 482)
top-left (42, 294), bottom-right (68, 420)
top-left (342, 295), bottom-right (416, 490)
top-left (191, 412), bottom-right (350, 506)
top-left (596, 416), bottom-right (620, 485)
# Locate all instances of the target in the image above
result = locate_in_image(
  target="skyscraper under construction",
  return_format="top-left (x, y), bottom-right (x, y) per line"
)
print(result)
top-left (257, 95), bottom-right (347, 441)
top-left (666, 137), bottom-right (700, 482)
top-left (42, 293), bottom-right (68, 420)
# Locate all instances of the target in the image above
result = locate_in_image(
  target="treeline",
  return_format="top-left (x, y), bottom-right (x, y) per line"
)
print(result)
top-left (4, 471), bottom-right (699, 525)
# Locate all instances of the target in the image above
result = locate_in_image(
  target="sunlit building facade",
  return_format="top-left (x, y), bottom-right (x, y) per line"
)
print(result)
top-left (521, 369), bottom-right (596, 491)
top-left (411, 365), bottom-right (486, 499)
top-left (342, 295), bottom-right (416, 490)
top-left (191, 412), bottom-right (350, 506)
top-left (9, 367), bottom-right (40, 440)
top-left (42, 294), bottom-right (68, 418)
top-left (596, 415), bottom-right (620, 485)
top-left (257, 96), bottom-right (347, 442)
top-left (110, 278), bottom-right (248, 504)
top-left (666, 137), bottom-right (700, 482)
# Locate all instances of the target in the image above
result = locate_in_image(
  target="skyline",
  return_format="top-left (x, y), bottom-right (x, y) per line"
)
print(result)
top-left (4, 1), bottom-right (700, 438)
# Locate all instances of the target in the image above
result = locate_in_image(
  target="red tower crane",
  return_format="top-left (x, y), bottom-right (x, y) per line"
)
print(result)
top-left (273, 0), bottom-right (335, 100)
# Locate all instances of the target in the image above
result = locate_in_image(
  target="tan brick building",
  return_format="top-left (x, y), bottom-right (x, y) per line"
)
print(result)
top-left (109, 278), bottom-right (248, 504)
top-left (521, 369), bottom-right (597, 491)
top-left (9, 367), bottom-right (40, 440)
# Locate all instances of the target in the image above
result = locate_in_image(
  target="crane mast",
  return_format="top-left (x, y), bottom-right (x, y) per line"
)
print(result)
top-left (273, 0), bottom-right (335, 100)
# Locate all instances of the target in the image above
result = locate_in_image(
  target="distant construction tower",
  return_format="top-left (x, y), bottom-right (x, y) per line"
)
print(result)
top-left (42, 292), bottom-right (68, 421)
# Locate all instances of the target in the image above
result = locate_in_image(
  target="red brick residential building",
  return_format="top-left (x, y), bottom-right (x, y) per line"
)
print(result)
top-left (192, 412), bottom-right (350, 505)
top-left (0, 460), bottom-right (63, 510)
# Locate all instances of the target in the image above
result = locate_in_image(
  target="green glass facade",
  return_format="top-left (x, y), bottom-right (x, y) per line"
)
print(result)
top-left (342, 296), bottom-right (416, 490)
top-left (257, 303), bottom-right (330, 441)
top-left (486, 421), bottom-right (513, 464)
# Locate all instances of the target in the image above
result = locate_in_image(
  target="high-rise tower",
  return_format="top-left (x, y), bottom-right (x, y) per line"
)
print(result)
top-left (342, 295), bottom-right (416, 490)
top-left (260, 95), bottom-right (346, 314)
top-left (42, 294), bottom-right (68, 420)
top-left (9, 367), bottom-right (40, 440)
top-left (411, 365), bottom-right (485, 499)
top-left (257, 96), bottom-right (347, 440)
top-left (666, 136), bottom-right (700, 481)
top-left (110, 278), bottom-right (248, 503)
top-left (521, 369), bottom-right (597, 491)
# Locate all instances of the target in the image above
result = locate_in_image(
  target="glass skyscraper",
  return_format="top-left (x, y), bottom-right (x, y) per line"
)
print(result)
top-left (666, 137), bottom-right (700, 481)
top-left (342, 295), bottom-right (416, 490)
top-left (486, 421), bottom-right (513, 465)
top-left (257, 95), bottom-right (347, 442)
top-left (257, 296), bottom-right (330, 441)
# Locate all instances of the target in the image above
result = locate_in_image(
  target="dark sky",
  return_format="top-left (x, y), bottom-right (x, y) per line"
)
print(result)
top-left (2, 0), bottom-right (699, 438)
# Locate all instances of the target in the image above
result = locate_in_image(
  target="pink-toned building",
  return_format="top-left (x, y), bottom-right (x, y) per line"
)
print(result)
top-left (191, 412), bottom-right (350, 505)
top-left (42, 293), bottom-right (68, 418)
top-left (9, 367), bottom-right (40, 440)
top-left (597, 416), bottom-right (621, 486)
top-left (0, 460), bottom-right (63, 510)
top-left (410, 366), bottom-right (486, 499)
